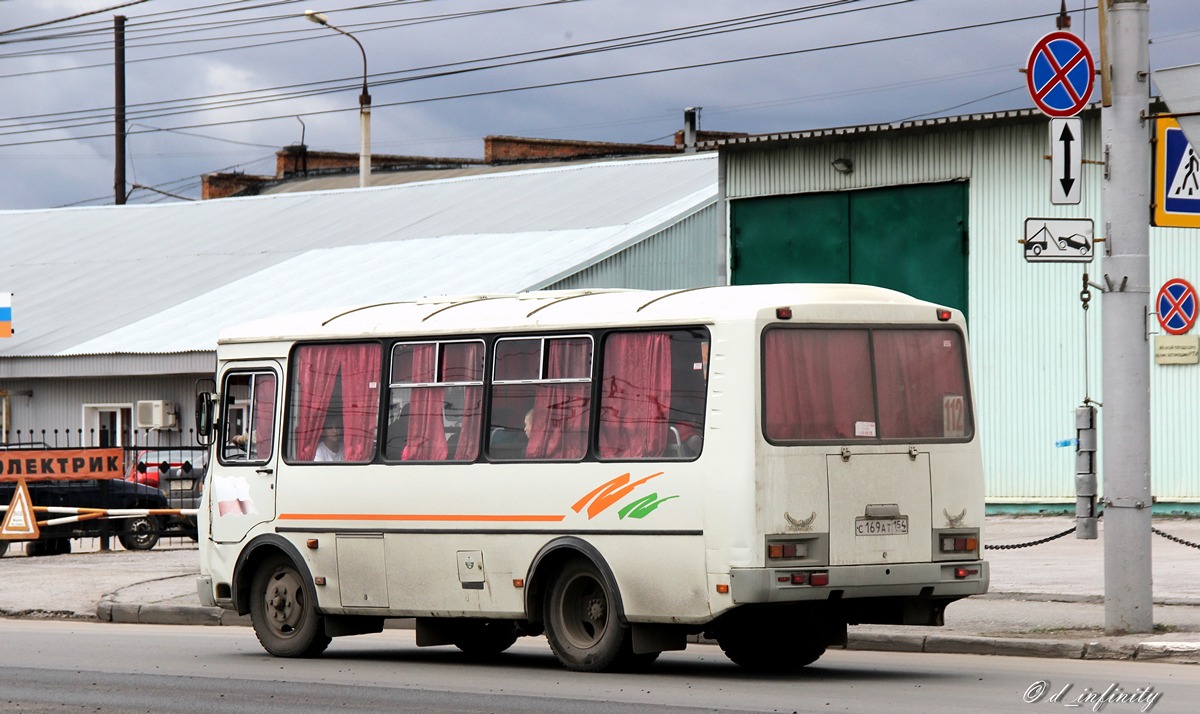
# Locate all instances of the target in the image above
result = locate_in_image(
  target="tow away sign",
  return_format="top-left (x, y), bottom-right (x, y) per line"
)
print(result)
top-left (1023, 218), bottom-right (1094, 263)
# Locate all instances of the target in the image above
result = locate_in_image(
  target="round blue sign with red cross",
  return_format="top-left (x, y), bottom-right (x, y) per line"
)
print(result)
top-left (1157, 278), bottom-right (1198, 335)
top-left (1026, 31), bottom-right (1095, 118)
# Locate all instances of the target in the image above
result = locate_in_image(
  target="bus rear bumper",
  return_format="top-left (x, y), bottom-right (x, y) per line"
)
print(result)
top-left (729, 560), bottom-right (989, 605)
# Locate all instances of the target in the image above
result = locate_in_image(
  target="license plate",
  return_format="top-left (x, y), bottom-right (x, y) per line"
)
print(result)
top-left (170, 479), bottom-right (194, 491)
top-left (855, 516), bottom-right (909, 536)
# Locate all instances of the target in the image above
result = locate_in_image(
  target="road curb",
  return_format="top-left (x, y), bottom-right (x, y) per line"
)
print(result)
top-left (98, 601), bottom-right (248, 626)
top-left (842, 632), bottom-right (1200, 663)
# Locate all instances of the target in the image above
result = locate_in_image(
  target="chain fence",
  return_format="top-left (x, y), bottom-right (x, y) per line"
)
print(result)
top-left (987, 514), bottom-right (1200, 551)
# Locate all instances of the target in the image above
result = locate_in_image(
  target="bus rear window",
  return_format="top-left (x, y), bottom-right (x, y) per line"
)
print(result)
top-left (763, 327), bottom-right (972, 442)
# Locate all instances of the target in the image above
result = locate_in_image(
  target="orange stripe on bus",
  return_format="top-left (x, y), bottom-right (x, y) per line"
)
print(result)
top-left (278, 513), bottom-right (566, 523)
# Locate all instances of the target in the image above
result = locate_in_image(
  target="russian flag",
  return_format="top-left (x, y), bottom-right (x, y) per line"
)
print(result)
top-left (0, 292), bottom-right (11, 338)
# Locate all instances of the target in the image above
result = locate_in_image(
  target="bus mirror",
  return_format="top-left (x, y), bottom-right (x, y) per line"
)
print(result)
top-left (195, 392), bottom-right (216, 439)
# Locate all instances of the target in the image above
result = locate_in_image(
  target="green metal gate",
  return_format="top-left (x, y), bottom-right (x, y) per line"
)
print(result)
top-left (730, 182), bottom-right (968, 318)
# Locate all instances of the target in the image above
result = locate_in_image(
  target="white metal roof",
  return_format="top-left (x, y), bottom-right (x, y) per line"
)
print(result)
top-left (0, 153), bottom-right (716, 360)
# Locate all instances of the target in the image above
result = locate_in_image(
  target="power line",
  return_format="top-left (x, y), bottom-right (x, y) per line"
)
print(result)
top-left (0, 0), bottom-right (151, 36)
top-left (0, 1), bottom-right (902, 131)
top-left (0, 7), bottom-right (1066, 146)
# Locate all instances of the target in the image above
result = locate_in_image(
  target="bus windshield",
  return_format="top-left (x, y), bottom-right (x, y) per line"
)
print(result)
top-left (763, 327), bottom-right (972, 443)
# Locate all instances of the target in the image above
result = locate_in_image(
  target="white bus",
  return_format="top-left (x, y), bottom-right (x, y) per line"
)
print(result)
top-left (195, 284), bottom-right (988, 672)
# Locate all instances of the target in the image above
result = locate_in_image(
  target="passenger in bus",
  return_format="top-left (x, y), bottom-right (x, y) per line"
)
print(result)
top-left (314, 421), bottom-right (344, 461)
top-left (385, 403), bottom-right (410, 459)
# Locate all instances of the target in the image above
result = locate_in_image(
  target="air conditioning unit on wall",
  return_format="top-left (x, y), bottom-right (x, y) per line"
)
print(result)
top-left (136, 400), bottom-right (178, 430)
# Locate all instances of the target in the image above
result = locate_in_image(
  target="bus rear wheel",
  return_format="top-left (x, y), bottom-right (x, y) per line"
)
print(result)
top-left (544, 560), bottom-right (630, 672)
top-left (452, 620), bottom-right (519, 657)
top-left (715, 609), bottom-right (827, 671)
top-left (249, 555), bottom-right (330, 658)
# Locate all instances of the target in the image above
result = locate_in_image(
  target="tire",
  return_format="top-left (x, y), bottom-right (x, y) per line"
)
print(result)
top-left (249, 555), bottom-right (330, 658)
top-left (1032, 244), bottom-right (1043, 257)
top-left (0, 541), bottom-right (8, 557)
top-left (452, 620), bottom-right (519, 657)
top-left (118, 515), bottom-right (160, 551)
top-left (715, 609), bottom-right (826, 672)
top-left (612, 644), bottom-right (660, 672)
top-left (543, 559), bottom-right (630, 672)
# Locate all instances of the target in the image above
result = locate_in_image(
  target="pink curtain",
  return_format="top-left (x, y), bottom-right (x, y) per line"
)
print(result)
top-left (252, 373), bottom-right (276, 459)
top-left (445, 342), bottom-right (484, 461)
top-left (402, 344), bottom-right (448, 461)
top-left (337, 343), bottom-right (381, 461)
top-left (874, 330), bottom-right (967, 439)
top-left (292, 343), bottom-right (381, 461)
top-left (598, 332), bottom-right (671, 458)
top-left (526, 338), bottom-right (591, 460)
top-left (292, 346), bottom-right (344, 461)
top-left (763, 330), bottom-right (873, 441)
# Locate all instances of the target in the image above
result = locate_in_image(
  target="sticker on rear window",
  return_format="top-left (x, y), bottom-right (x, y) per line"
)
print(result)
top-left (855, 421), bottom-right (876, 437)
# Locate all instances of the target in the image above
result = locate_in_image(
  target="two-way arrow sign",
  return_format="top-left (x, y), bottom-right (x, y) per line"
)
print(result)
top-left (1051, 117), bottom-right (1082, 204)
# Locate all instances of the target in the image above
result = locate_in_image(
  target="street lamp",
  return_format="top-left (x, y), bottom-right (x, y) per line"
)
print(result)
top-left (305, 9), bottom-right (371, 188)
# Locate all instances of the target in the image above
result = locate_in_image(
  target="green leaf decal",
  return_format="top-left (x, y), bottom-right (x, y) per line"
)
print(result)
top-left (617, 493), bottom-right (679, 520)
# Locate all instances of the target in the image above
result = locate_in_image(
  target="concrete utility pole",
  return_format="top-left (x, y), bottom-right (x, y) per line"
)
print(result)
top-left (1100, 0), bottom-right (1153, 635)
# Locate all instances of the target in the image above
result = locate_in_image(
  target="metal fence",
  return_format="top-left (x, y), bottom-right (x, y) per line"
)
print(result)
top-left (1, 430), bottom-right (208, 557)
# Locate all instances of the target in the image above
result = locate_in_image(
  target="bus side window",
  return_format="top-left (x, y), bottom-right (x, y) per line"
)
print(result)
top-left (489, 336), bottom-right (591, 461)
top-left (219, 371), bottom-right (276, 464)
top-left (597, 329), bottom-right (708, 460)
top-left (287, 342), bottom-right (382, 463)
top-left (386, 340), bottom-right (484, 462)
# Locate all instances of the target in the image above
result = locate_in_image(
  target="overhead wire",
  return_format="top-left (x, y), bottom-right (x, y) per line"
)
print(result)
top-left (0, 6), bottom-right (1071, 146)
top-left (0, 0), bottom-right (881, 127)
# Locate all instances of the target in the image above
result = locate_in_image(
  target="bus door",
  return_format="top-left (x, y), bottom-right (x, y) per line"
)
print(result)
top-left (211, 364), bottom-right (281, 543)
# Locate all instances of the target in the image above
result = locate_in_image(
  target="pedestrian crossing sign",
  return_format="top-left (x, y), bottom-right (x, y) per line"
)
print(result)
top-left (1155, 117), bottom-right (1200, 228)
top-left (1, 479), bottom-right (40, 539)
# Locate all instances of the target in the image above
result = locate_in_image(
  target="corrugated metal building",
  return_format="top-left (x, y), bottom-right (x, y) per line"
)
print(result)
top-left (0, 154), bottom-right (719, 447)
top-left (714, 107), bottom-right (1198, 506)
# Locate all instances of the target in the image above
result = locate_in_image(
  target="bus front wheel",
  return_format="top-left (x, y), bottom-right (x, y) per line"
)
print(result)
top-left (544, 560), bottom-right (630, 672)
top-left (249, 555), bottom-right (331, 658)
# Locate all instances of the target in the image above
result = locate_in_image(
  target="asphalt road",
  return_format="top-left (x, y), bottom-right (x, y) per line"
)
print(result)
top-left (0, 619), bottom-right (1193, 714)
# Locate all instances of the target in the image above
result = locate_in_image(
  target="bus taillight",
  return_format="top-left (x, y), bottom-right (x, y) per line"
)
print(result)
top-left (940, 536), bottom-right (979, 554)
top-left (954, 567), bottom-right (979, 579)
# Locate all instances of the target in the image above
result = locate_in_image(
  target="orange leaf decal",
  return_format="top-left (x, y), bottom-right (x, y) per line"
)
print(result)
top-left (571, 472), bottom-right (664, 519)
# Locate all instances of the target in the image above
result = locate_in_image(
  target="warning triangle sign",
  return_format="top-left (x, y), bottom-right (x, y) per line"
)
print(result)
top-left (2, 479), bottom-right (40, 539)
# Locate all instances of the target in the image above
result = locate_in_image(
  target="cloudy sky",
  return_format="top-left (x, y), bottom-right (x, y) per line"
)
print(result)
top-left (0, 0), bottom-right (1196, 210)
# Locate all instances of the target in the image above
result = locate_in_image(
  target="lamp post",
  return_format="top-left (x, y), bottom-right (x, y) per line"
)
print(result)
top-left (305, 10), bottom-right (371, 188)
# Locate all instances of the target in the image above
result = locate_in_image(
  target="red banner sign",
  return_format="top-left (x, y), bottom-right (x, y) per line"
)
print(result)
top-left (0, 448), bottom-right (124, 482)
